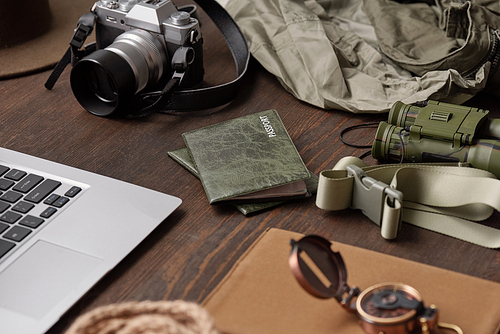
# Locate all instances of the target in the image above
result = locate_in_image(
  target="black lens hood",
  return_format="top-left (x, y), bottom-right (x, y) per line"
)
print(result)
top-left (70, 49), bottom-right (136, 117)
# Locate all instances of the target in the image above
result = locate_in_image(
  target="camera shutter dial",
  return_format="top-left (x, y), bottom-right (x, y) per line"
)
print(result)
top-left (170, 11), bottom-right (191, 26)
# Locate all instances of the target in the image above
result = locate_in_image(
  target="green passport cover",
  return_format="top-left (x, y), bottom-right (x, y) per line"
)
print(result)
top-left (181, 110), bottom-right (311, 204)
top-left (168, 147), bottom-right (318, 215)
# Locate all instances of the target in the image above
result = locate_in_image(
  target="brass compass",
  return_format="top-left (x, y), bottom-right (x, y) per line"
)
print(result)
top-left (289, 235), bottom-right (463, 334)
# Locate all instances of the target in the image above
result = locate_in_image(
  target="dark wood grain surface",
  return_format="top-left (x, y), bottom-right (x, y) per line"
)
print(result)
top-left (0, 1), bottom-right (499, 333)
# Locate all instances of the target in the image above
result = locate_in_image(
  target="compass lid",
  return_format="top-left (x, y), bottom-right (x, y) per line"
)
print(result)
top-left (289, 235), bottom-right (350, 301)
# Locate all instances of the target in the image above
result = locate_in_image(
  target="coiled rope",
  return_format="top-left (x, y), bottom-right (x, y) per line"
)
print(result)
top-left (65, 300), bottom-right (220, 334)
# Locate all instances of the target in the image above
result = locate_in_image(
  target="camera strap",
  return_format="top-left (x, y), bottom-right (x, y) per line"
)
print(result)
top-left (161, 0), bottom-right (250, 112)
top-left (316, 156), bottom-right (500, 248)
top-left (45, 0), bottom-right (250, 115)
top-left (44, 12), bottom-right (97, 91)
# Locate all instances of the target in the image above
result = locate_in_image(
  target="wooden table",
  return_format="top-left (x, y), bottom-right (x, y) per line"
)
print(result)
top-left (0, 2), bottom-right (498, 332)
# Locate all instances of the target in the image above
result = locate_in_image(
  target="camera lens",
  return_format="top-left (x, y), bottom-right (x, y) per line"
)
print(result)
top-left (71, 30), bottom-right (168, 116)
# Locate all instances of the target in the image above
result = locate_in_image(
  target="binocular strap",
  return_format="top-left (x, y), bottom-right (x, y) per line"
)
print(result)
top-left (316, 156), bottom-right (500, 248)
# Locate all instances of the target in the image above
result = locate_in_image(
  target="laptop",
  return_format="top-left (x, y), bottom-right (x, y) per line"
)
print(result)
top-left (0, 147), bottom-right (182, 334)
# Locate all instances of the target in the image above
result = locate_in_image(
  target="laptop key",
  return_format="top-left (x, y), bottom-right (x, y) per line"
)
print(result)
top-left (4, 226), bottom-right (31, 242)
top-left (25, 179), bottom-right (62, 203)
top-left (13, 174), bottom-right (44, 193)
top-left (0, 239), bottom-right (15, 259)
top-left (4, 169), bottom-right (26, 181)
top-left (0, 211), bottom-right (22, 224)
top-left (19, 215), bottom-right (45, 229)
top-left (0, 165), bottom-right (9, 177)
top-left (0, 201), bottom-right (10, 213)
top-left (43, 194), bottom-right (60, 205)
top-left (0, 222), bottom-right (9, 234)
top-left (0, 179), bottom-right (14, 190)
top-left (40, 207), bottom-right (57, 218)
top-left (0, 190), bottom-right (23, 203)
top-left (65, 186), bottom-right (82, 197)
top-left (12, 201), bottom-right (34, 214)
top-left (53, 197), bottom-right (70, 208)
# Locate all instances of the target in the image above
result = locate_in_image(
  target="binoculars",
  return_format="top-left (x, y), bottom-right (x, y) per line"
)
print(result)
top-left (372, 100), bottom-right (500, 178)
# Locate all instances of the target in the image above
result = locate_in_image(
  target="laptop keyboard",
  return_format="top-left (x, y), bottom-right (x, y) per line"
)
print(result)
top-left (0, 164), bottom-right (84, 261)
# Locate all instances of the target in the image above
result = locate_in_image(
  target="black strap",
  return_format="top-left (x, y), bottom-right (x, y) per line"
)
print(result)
top-left (44, 47), bottom-right (72, 90)
top-left (339, 122), bottom-right (380, 160)
top-left (162, 0), bottom-right (250, 111)
top-left (339, 122), bottom-right (379, 148)
top-left (45, 13), bottom-right (97, 90)
top-left (127, 76), bottom-right (181, 118)
top-left (130, 46), bottom-right (194, 117)
top-left (45, 0), bottom-right (250, 114)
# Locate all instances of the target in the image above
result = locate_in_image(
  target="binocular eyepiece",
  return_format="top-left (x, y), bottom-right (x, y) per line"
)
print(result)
top-left (372, 100), bottom-right (500, 178)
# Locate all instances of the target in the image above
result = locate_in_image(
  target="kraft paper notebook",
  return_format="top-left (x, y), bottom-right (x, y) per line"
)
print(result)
top-left (203, 228), bottom-right (500, 334)
top-left (167, 147), bottom-right (318, 215)
top-left (181, 110), bottom-right (311, 204)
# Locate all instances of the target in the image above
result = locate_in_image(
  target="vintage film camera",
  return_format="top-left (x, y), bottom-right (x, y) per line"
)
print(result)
top-left (289, 235), bottom-right (463, 334)
top-left (372, 100), bottom-right (500, 178)
top-left (68, 0), bottom-right (204, 117)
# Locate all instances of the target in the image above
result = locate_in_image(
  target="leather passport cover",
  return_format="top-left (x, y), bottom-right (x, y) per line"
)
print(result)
top-left (182, 110), bottom-right (311, 204)
top-left (203, 228), bottom-right (500, 334)
top-left (167, 147), bottom-right (318, 215)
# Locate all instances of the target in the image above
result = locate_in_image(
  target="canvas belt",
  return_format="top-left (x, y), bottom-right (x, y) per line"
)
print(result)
top-left (316, 156), bottom-right (500, 248)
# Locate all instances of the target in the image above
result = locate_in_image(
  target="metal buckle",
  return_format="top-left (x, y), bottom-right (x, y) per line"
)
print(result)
top-left (345, 165), bottom-right (403, 239)
top-left (171, 47), bottom-right (195, 86)
top-left (70, 13), bottom-right (97, 49)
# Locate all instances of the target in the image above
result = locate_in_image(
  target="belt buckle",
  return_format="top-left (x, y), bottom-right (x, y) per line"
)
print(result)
top-left (345, 165), bottom-right (403, 239)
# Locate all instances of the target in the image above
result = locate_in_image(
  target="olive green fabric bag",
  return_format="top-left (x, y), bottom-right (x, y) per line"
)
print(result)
top-left (222, 0), bottom-right (500, 113)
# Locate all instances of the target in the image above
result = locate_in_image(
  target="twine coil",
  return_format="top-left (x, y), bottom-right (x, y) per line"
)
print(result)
top-left (65, 300), bottom-right (220, 334)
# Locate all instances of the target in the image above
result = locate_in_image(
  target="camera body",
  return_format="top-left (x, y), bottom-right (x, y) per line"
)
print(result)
top-left (94, 0), bottom-right (204, 88)
top-left (70, 0), bottom-right (204, 116)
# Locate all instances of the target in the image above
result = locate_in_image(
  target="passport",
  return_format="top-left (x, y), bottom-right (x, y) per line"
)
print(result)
top-left (168, 147), bottom-right (318, 215)
top-left (180, 110), bottom-right (311, 204)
